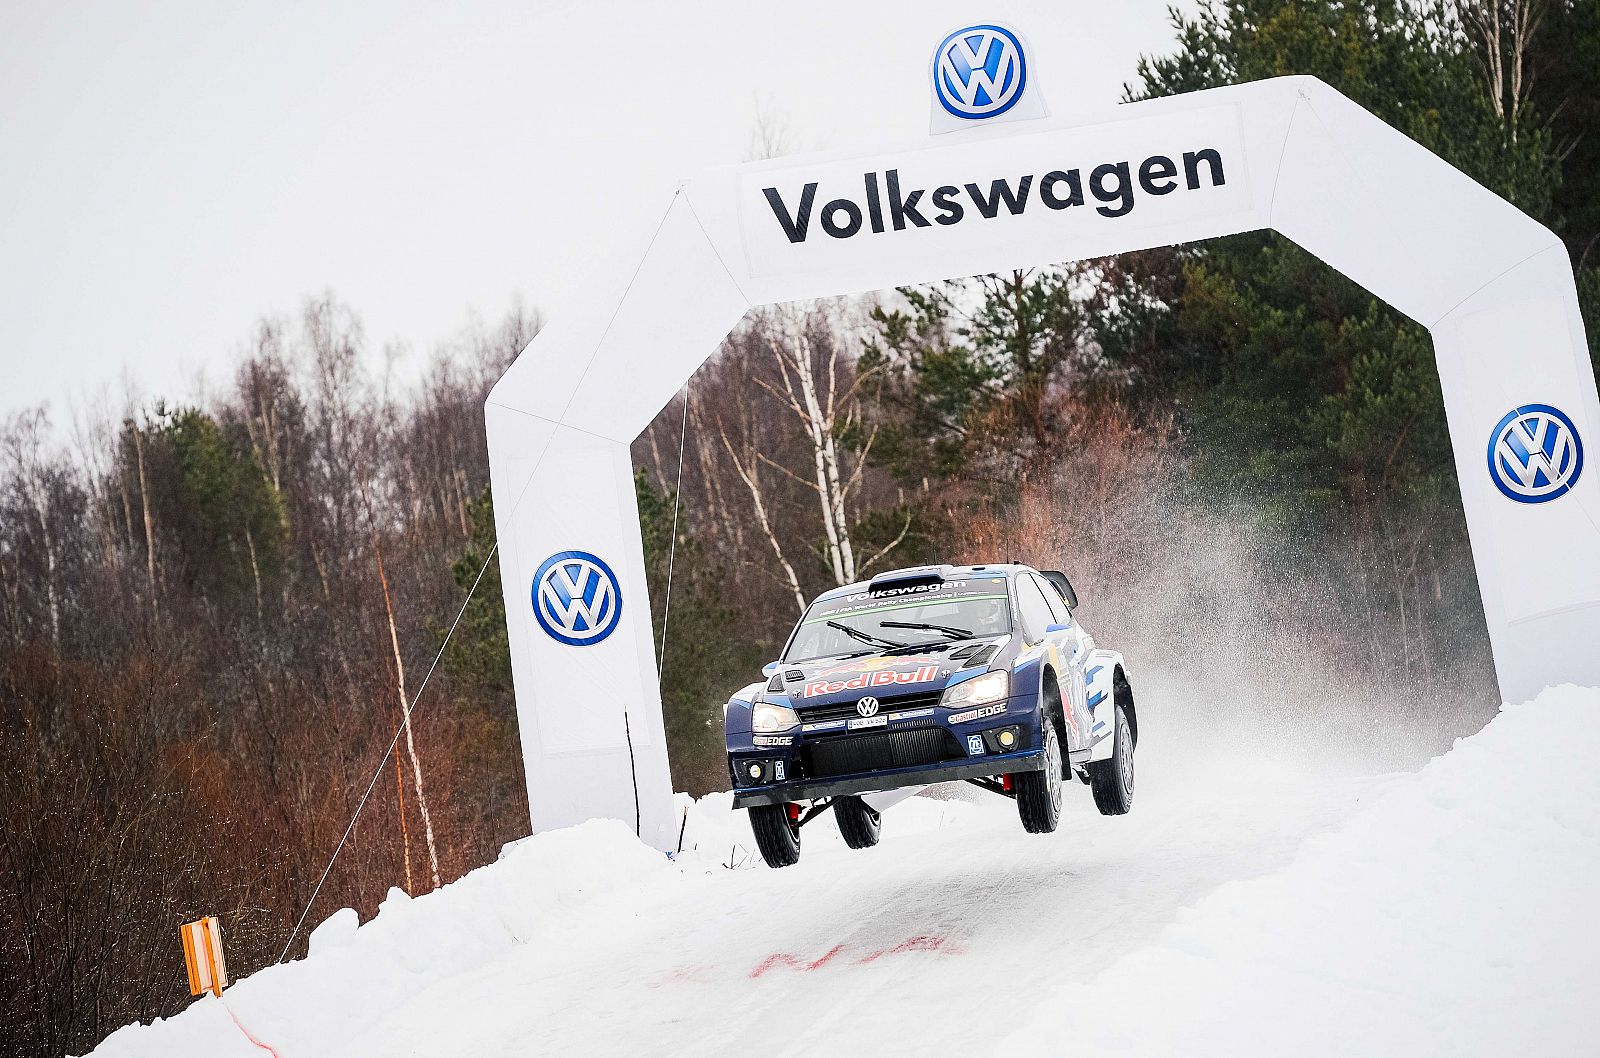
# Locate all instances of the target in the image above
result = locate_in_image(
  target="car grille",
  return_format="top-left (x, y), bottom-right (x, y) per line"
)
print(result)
top-left (796, 690), bottom-right (944, 723)
top-left (803, 728), bottom-right (963, 778)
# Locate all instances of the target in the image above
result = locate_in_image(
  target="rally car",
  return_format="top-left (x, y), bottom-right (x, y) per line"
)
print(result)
top-left (724, 563), bottom-right (1138, 868)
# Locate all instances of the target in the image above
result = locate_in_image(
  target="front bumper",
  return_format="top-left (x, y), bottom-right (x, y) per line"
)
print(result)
top-left (731, 746), bottom-right (1044, 808)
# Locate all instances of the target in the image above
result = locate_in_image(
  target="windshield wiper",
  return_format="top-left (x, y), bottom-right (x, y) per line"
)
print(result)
top-left (827, 620), bottom-right (903, 650)
top-left (881, 620), bottom-right (974, 640)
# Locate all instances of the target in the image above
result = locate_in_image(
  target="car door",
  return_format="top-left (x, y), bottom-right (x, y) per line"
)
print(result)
top-left (1016, 574), bottom-right (1088, 751)
top-left (1035, 573), bottom-right (1093, 748)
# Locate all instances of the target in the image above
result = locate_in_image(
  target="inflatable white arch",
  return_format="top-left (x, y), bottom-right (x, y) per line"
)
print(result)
top-left (487, 74), bottom-right (1600, 850)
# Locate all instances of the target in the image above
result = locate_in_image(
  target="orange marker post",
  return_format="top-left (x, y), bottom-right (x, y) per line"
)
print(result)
top-left (180, 916), bottom-right (229, 997)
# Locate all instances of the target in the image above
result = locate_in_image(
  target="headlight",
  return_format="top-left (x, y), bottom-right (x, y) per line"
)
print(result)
top-left (941, 669), bottom-right (1009, 708)
top-left (752, 700), bottom-right (800, 733)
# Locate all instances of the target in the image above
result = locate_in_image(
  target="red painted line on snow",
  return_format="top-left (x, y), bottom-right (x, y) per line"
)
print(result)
top-left (855, 934), bottom-right (958, 963)
top-left (748, 935), bottom-right (958, 978)
top-left (749, 943), bottom-right (846, 978)
top-left (223, 1000), bottom-right (282, 1057)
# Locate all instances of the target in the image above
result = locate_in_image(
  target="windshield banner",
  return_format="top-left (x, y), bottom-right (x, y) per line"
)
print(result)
top-left (804, 576), bottom-right (1008, 624)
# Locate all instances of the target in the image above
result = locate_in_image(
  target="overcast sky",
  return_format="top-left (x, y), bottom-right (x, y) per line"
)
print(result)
top-left (0, 0), bottom-right (1186, 420)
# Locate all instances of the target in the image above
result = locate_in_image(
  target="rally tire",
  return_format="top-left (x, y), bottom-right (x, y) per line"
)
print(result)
top-left (834, 796), bottom-right (882, 849)
top-left (1016, 716), bottom-right (1064, 834)
top-left (750, 804), bottom-right (801, 868)
top-left (1089, 705), bottom-right (1135, 816)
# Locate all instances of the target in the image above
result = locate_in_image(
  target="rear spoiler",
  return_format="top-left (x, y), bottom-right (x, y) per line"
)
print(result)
top-left (1040, 570), bottom-right (1078, 610)
top-left (867, 567), bottom-right (944, 594)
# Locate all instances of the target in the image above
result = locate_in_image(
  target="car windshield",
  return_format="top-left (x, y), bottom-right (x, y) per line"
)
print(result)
top-left (783, 577), bottom-right (1011, 662)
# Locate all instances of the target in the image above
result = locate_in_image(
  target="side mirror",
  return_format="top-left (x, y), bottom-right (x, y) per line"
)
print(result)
top-left (1041, 570), bottom-right (1078, 610)
top-left (761, 661), bottom-right (781, 678)
top-left (1046, 623), bottom-right (1070, 634)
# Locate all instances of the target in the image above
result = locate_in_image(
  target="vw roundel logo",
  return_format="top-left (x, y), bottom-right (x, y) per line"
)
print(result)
top-left (1487, 404), bottom-right (1584, 504)
top-left (856, 696), bottom-right (880, 718)
top-left (933, 25), bottom-right (1027, 120)
top-left (531, 550), bottom-right (622, 646)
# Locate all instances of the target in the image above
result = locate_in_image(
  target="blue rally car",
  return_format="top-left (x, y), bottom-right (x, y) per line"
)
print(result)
top-left (725, 564), bottom-right (1139, 867)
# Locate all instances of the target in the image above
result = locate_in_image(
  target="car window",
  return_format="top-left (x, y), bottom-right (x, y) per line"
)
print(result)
top-left (782, 577), bottom-right (1012, 662)
top-left (1015, 575), bottom-right (1055, 641)
top-left (1033, 574), bottom-right (1069, 624)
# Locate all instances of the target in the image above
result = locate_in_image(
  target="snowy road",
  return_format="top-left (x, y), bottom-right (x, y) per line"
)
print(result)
top-left (342, 759), bottom-right (1398, 1057)
top-left (91, 687), bottom-right (1600, 1058)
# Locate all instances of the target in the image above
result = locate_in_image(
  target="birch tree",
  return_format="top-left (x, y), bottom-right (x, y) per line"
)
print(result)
top-left (715, 397), bottom-right (807, 614)
top-left (752, 303), bottom-right (908, 587)
top-left (1458, 0), bottom-right (1548, 141)
top-left (371, 524), bottom-right (441, 891)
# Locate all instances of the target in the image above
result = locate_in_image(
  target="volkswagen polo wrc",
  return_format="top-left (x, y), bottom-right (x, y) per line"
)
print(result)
top-left (724, 563), bottom-right (1139, 868)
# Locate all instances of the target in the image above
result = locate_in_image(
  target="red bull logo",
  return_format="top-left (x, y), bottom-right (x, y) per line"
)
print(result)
top-left (802, 665), bottom-right (939, 698)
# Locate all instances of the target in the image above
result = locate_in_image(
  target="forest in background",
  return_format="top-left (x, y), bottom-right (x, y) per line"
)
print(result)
top-left (5, 3), bottom-right (1599, 1055)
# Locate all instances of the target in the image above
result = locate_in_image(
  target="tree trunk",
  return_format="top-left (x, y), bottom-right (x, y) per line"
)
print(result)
top-left (131, 421), bottom-right (159, 621)
top-left (718, 425), bottom-right (807, 614)
top-left (244, 526), bottom-right (264, 621)
top-left (372, 531), bottom-right (442, 890)
top-left (767, 309), bottom-right (861, 586)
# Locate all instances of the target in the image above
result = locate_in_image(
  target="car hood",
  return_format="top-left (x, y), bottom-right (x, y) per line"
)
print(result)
top-left (775, 635), bottom-right (1011, 708)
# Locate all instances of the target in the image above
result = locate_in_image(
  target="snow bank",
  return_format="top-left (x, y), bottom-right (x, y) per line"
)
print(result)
top-left (1005, 684), bottom-right (1600, 1057)
top-left (86, 686), bottom-right (1599, 1058)
top-left (87, 819), bottom-right (673, 1058)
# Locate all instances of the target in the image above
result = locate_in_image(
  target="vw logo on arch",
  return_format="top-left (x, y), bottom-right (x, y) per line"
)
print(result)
top-left (532, 550), bottom-right (623, 646)
top-left (1487, 403), bottom-right (1584, 504)
top-left (933, 25), bottom-right (1028, 120)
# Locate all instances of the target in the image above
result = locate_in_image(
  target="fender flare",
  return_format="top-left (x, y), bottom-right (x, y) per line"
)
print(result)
top-left (723, 680), bottom-right (765, 737)
top-left (1085, 649), bottom-right (1132, 763)
top-left (1037, 661), bottom-right (1071, 748)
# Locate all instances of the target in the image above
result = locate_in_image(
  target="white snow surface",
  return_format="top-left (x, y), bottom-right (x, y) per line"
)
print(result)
top-left (87, 685), bottom-right (1600, 1057)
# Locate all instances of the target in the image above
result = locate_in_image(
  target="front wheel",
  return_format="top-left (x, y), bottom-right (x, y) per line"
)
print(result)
top-left (749, 803), bottom-right (801, 868)
top-left (1088, 704), bottom-right (1134, 815)
top-left (1015, 716), bottom-right (1064, 834)
top-left (834, 795), bottom-right (881, 849)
